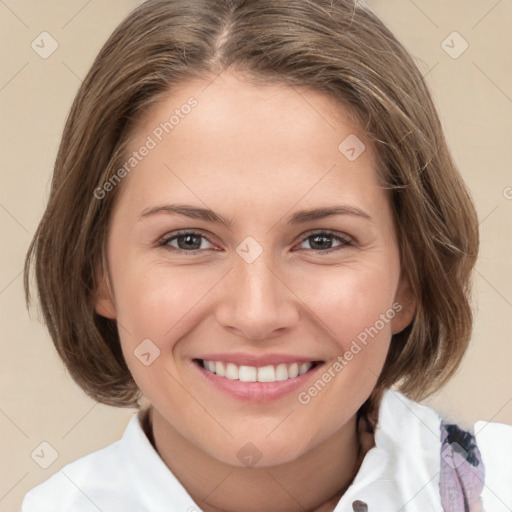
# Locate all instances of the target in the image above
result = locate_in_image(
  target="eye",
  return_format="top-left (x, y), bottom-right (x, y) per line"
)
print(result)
top-left (296, 230), bottom-right (353, 254)
top-left (158, 230), bottom-right (216, 254)
top-left (158, 229), bottom-right (353, 255)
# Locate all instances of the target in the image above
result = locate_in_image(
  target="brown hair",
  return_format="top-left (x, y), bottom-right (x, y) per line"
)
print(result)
top-left (24, 0), bottom-right (479, 413)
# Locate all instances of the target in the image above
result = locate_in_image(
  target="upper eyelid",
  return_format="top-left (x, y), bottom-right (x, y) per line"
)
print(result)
top-left (158, 229), bottom-right (215, 244)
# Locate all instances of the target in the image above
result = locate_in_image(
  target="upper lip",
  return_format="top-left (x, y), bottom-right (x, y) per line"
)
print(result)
top-left (194, 353), bottom-right (323, 367)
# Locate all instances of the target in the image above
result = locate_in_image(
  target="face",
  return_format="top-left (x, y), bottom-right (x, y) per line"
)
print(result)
top-left (96, 70), bottom-right (415, 467)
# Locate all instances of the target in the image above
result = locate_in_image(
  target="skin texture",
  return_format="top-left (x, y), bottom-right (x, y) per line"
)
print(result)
top-left (96, 70), bottom-right (416, 512)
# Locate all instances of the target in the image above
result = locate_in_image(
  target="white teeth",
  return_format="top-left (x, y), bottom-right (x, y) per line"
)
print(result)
top-left (275, 363), bottom-right (289, 381)
top-left (225, 363), bottom-right (239, 380)
top-left (298, 363), bottom-right (310, 375)
top-left (201, 359), bottom-right (315, 382)
top-left (238, 365), bottom-right (257, 382)
top-left (257, 365), bottom-right (275, 382)
top-left (288, 363), bottom-right (299, 378)
top-left (215, 361), bottom-right (226, 377)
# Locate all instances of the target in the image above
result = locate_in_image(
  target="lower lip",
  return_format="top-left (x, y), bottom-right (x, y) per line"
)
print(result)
top-left (193, 360), bottom-right (324, 403)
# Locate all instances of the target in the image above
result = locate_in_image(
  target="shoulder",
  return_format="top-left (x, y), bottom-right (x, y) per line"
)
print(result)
top-left (395, 390), bottom-right (512, 512)
top-left (22, 408), bottom-right (203, 511)
top-left (474, 419), bottom-right (512, 511)
top-left (371, 390), bottom-right (512, 510)
top-left (474, 417), bottom-right (512, 457)
top-left (21, 416), bottom-right (142, 512)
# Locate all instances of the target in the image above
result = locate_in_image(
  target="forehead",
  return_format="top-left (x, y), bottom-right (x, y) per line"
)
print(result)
top-left (132, 71), bottom-right (371, 158)
top-left (118, 71), bottom-right (386, 217)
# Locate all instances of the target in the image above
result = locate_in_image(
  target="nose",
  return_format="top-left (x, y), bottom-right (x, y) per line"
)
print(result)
top-left (215, 250), bottom-right (300, 342)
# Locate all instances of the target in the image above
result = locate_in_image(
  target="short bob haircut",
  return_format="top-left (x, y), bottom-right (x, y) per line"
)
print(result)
top-left (24, 0), bottom-right (479, 418)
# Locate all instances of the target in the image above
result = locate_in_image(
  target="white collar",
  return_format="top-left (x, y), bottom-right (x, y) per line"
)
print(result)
top-left (333, 389), bottom-right (443, 511)
top-left (121, 389), bottom-right (443, 511)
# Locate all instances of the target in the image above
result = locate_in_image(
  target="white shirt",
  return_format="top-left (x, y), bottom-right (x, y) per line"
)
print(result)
top-left (22, 389), bottom-right (512, 512)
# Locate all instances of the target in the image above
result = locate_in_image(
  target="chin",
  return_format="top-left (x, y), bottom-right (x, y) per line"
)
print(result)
top-left (205, 430), bottom-right (315, 469)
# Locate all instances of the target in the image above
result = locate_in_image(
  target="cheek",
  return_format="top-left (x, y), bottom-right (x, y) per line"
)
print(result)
top-left (292, 265), bottom-right (398, 440)
top-left (297, 260), bottom-right (398, 348)
top-left (112, 267), bottom-right (199, 409)
top-left (105, 259), bottom-right (184, 372)
top-left (112, 259), bottom-right (205, 339)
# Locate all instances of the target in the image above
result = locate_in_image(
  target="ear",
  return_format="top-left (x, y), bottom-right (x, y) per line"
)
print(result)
top-left (95, 261), bottom-right (117, 320)
top-left (391, 270), bottom-right (416, 335)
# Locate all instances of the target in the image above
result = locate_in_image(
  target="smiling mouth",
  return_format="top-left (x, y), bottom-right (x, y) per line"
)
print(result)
top-left (193, 358), bottom-right (323, 383)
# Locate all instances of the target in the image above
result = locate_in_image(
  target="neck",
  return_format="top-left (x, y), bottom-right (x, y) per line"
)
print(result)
top-left (146, 407), bottom-right (374, 512)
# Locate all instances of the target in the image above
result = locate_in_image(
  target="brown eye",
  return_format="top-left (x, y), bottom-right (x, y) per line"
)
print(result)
top-left (159, 231), bottom-right (215, 253)
top-left (297, 231), bottom-right (353, 253)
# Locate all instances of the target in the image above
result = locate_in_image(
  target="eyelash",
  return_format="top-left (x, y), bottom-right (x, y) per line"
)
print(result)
top-left (157, 229), bottom-right (354, 255)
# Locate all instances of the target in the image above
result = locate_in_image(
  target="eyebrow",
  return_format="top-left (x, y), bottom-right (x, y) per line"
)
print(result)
top-left (138, 203), bottom-right (373, 227)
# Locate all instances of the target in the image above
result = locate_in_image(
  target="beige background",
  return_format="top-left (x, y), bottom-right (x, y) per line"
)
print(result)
top-left (1, 0), bottom-right (511, 510)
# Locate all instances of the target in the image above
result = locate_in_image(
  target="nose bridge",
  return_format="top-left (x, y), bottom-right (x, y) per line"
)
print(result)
top-left (236, 248), bottom-right (279, 308)
top-left (216, 240), bottom-right (298, 340)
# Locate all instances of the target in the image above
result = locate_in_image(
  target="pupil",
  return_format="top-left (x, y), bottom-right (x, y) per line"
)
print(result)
top-left (179, 234), bottom-right (201, 250)
top-left (311, 234), bottom-right (331, 250)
